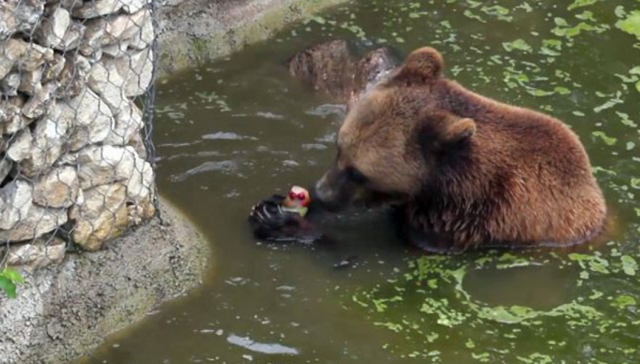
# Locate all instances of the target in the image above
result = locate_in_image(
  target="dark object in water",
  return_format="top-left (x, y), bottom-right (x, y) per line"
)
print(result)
top-left (288, 40), bottom-right (401, 108)
top-left (249, 194), bottom-right (324, 244)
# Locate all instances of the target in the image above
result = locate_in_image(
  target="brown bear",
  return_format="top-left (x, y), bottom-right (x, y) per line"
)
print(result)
top-left (313, 46), bottom-right (607, 252)
top-left (288, 40), bottom-right (401, 108)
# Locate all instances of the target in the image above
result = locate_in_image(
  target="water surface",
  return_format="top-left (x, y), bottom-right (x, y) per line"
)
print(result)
top-left (81, 0), bottom-right (640, 363)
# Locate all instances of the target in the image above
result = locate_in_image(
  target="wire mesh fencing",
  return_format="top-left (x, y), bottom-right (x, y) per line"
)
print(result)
top-left (0, 0), bottom-right (158, 269)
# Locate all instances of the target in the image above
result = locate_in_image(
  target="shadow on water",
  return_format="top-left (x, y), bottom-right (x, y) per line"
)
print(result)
top-left (81, 0), bottom-right (640, 363)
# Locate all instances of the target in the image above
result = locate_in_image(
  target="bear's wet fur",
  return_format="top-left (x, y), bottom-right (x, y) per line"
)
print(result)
top-left (315, 47), bottom-right (606, 252)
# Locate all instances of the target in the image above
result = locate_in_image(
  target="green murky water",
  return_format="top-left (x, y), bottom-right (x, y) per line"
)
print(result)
top-left (82, 0), bottom-right (640, 363)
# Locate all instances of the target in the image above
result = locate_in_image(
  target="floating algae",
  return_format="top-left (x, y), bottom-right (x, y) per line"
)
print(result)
top-left (350, 247), bottom-right (639, 361)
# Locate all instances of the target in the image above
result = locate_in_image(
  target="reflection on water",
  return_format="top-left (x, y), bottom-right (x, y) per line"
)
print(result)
top-left (463, 264), bottom-right (576, 310)
top-left (81, 0), bottom-right (640, 363)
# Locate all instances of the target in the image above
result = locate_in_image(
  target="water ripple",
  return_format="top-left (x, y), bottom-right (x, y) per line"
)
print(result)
top-left (227, 334), bottom-right (299, 355)
top-left (169, 160), bottom-right (239, 182)
top-left (305, 104), bottom-right (347, 119)
top-left (202, 132), bottom-right (257, 141)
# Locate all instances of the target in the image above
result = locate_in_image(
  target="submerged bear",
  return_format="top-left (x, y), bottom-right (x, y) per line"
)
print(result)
top-left (252, 46), bottom-right (607, 253)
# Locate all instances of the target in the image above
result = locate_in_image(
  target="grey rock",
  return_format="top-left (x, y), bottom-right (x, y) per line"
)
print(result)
top-left (45, 238), bottom-right (66, 263)
top-left (46, 0), bottom-right (83, 10)
top-left (20, 102), bottom-right (72, 177)
top-left (6, 243), bottom-right (42, 265)
top-left (87, 61), bottom-right (127, 114)
top-left (76, 145), bottom-right (137, 189)
top-left (6, 129), bottom-right (33, 162)
top-left (22, 82), bottom-right (57, 119)
top-left (17, 42), bottom-right (55, 72)
top-left (127, 132), bottom-right (147, 160)
top-left (0, 96), bottom-right (30, 135)
top-left (85, 47), bottom-right (104, 63)
top-left (76, 144), bottom-right (154, 203)
top-left (56, 53), bottom-right (90, 99)
top-left (72, 0), bottom-right (124, 19)
top-left (122, 0), bottom-right (150, 14)
top-left (55, 151), bottom-right (78, 167)
top-left (113, 9), bottom-right (152, 46)
top-left (0, 0), bottom-right (45, 40)
top-left (34, 6), bottom-right (71, 48)
top-left (6, 238), bottom-right (66, 268)
top-left (33, 166), bottom-right (79, 208)
top-left (80, 9), bottom-right (151, 53)
top-left (0, 96), bottom-right (31, 135)
top-left (65, 87), bottom-right (114, 151)
top-left (42, 53), bottom-right (66, 83)
top-left (126, 155), bottom-right (153, 203)
top-left (105, 47), bottom-right (154, 97)
top-left (54, 20), bottom-right (84, 51)
top-left (0, 179), bottom-right (33, 231)
top-left (12, 0), bottom-right (45, 33)
top-left (0, 203), bottom-right (68, 242)
top-left (128, 9), bottom-right (154, 50)
top-left (102, 41), bottom-right (129, 57)
top-left (0, 39), bottom-right (28, 79)
top-left (79, 18), bottom-right (105, 57)
top-left (18, 66), bottom-right (44, 95)
top-left (0, 5), bottom-right (18, 40)
top-left (70, 182), bottom-right (128, 250)
top-left (0, 158), bottom-right (12, 183)
top-left (0, 72), bottom-right (20, 96)
top-left (104, 100), bottom-right (143, 145)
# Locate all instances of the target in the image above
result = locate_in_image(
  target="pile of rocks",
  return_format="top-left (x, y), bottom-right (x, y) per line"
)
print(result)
top-left (0, 0), bottom-right (156, 267)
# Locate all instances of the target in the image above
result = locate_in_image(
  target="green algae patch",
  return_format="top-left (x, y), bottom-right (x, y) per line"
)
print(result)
top-left (502, 39), bottom-right (533, 53)
top-left (552, 17), bottom-right (609, 39)
top-left (622, 255), bottom-right (639, 275)
top-left (616, 11), bottom-right (640, 40)
top-left (612, 295), bottom-right (637, 309)
top-left (348, 246), bottom-right (639, 362)
top-left (568, 0), bottom-right (602, 11)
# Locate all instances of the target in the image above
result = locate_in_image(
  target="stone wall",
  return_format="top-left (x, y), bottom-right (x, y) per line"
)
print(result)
top-left (0, 0), bottom-right (156, 265)
top-left (0, 199), bottom-right (211, 364)
top-left (0, 0), bottom-right (354, 266)
top-left (156, 0), bottom-right (351, 77)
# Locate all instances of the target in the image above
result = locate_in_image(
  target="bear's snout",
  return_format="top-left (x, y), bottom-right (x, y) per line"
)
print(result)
top-left (313, 168), bottom-right (354, 212)
top-left (315, 173), bottom-right (338, 204)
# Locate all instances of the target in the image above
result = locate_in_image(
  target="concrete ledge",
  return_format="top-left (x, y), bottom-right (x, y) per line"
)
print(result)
top-left (157, 0), bottom-right (351, 77)
top-left (0, 198), bottom-right (212, 364)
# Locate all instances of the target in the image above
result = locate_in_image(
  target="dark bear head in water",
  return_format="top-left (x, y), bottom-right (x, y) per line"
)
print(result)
top-left (314, 47), bottom-right (476, 209)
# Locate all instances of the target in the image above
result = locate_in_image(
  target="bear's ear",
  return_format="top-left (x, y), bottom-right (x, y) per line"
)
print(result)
top-left (443, 117), bottom-right (476, 144)
top-left (397, 47), bottom-right (444, 81)
top-left (415, 111), bottom-right (474, 153)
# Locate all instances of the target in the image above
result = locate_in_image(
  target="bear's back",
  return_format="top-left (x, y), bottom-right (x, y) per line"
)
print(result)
top-left (411, 78), bottom-right (607, 249)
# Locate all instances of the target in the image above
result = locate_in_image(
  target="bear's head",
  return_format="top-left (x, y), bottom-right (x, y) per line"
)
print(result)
top-left (314, 47), bottom-right (477, 209)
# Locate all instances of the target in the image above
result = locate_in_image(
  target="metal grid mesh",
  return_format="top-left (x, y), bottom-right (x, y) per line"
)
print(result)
top-left (0, 0), bottom-right (158, 268)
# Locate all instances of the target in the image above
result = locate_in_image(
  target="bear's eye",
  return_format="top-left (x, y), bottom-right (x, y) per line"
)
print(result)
top-left (345, 166), bottom-right (367, 184)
